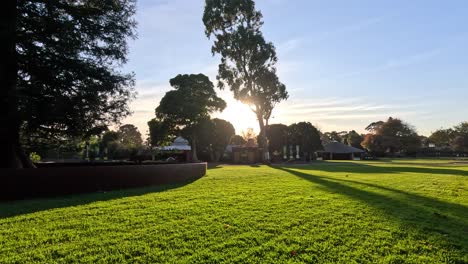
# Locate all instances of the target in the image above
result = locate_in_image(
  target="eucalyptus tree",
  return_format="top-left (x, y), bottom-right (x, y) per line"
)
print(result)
top-left (203, 0), bottom-right (288, 162)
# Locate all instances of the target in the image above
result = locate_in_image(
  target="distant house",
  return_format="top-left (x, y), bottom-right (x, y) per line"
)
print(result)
top-left (317, 141), bottom-right (364, 160)
top-left (159, 137), bottom-right (191, 151)
top-left (156, 137), bottom-right (192, 162)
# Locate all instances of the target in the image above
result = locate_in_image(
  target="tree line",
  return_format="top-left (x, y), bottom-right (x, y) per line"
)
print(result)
top-left (319, 118), bottom-right (468, 157)
top-left (1, 0), bottom-right (290, 168)
top-left (2, 0), bottom-right (466, 167)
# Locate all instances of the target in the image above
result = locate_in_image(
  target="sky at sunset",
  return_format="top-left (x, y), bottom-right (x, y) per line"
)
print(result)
top-left (121, 0), bottom-right (468, 137)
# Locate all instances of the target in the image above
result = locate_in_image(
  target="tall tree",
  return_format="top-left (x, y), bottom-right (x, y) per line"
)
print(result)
top-left (266, 124), bottom-right (289, 155)
top-left (155, 74), bottom-right (226, 161)
top-left (346, 130), bottom-right (364, 149)
top-left (361, 117), bottom-right (421, 155)
top-left (99, 130), bottom-right (119, 157)
top-left (203, 0), bottom-right (288, 162)
top-left (117, 124), bottom-right (142, 148)
top-left (322, 131), bottom-right (343, 143)
top-left (210, 118), bottom-right (235, 161)
top-left (1, 0), bottom-right (137, 168)
top-left (243, 128), bottom-right (257, 143)
top-left (1, 1), bottom-right (22, 167)
top-left (365, 121), bottom-right (384, 133)
top-left (429, 128), bottom-right (454, 148)
top-left (230, 135), bottom-right (246, 145)
top-left (451, 122), bottom-right (468, 153)
top-left (288, 122), bottom-right (323, 160)
top-left (197, 118), bottom-right (235, 162)
top-left (147, 118), bottom-right (174, 147)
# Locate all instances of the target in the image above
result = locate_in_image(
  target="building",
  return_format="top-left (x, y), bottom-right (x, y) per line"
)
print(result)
top-left (317, 141), bottom-right (365, 160)
top-left (230, 139), bottom-right (263, 164)
top-left (156, 137), bottom-right (192, 162)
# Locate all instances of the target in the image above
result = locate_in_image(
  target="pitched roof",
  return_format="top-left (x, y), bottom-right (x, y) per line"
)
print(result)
top-left (173, 136), bottom-right (189, 145)
top-left (157, 136), bottom-right (191, 151)
top-left (320, 141), bottom-right (364, 153)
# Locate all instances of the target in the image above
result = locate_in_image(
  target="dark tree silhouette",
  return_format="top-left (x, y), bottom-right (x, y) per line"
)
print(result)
top-left (362, 117), bottom-right (421, 155)
top-left (322, 131), bottom-right (343, 143)
top-left (428, 129), bottom-right (454, 148)
top-left (451, 122), bottom-right (468, 153)
top-left (196, 118), bottom-right (235, 162)
top-left (288, 122), bottom-right (323, 160)
top-left (1, 0), bottom-right (137, 168)
top-left (203, 0), bottom-right (288, 162)
top-left (147, 118), bottom-right (174, 147)
top-left (266, 124), bottom-right (289, 154)
top-left (346, 130), bottom-right (364, 149)
top-left (230, 135), bottom-right (246, 145)
top-left (118, 124), bottom-right (143, 148)
top-left (155, 74), bottom-right (226, 162)
top-left (208, 118), bottom-right (235, 162)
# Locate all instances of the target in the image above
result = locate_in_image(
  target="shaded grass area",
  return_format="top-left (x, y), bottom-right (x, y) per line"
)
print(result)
top-left (0, 160), bottom-right (467, 263)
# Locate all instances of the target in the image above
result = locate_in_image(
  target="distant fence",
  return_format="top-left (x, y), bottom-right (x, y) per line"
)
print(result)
top-left (0, 163), bottom-right (206, 201)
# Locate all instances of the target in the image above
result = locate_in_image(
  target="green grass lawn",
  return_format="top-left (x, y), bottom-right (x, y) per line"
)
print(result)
top-left (1, 160), bottom-right (467, 263)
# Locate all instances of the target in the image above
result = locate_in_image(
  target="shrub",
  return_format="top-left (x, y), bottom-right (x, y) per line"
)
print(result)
top-left (29, 152), bottom-right (41, 163)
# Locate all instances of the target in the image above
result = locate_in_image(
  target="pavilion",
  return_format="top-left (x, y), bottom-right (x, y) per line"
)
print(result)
top-left (156, 137), bottom-right (192, 162)
top-left (317, 141), bottom-right (365, 160)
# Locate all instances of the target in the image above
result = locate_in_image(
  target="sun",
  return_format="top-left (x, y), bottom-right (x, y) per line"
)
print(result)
top-left (214, 99), bottom-right (259, 135)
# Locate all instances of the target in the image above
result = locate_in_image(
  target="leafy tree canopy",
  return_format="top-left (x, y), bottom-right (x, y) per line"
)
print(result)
top-left (361, 117), bottom-right (420, 155)
top-left (203, 0), bottom-right (288, 160)
top-left (156, 74), bottom-right (226, 128)
top-left (288, 122), bottom-right (323, 156)
top-left (322, 131), bottom-right (343, 144)
top-left (230, 135), bottom-right (246, 145)
top-left (346, 130), bottom-right (364, 149)
top-left (155, 74), bottom-right (226, 161)
top-left (451, 122), bottom-right (468, 152)
top-left (1, 0), bottom-right (137, 168)
top-left (18, 0), bottom-right (137, 138)
top-left (147, 118), bottom-right (174, 147)
top-left (266, 124), bottom-right (288, 153)
top-left (117, 124), bottom-right (142, 148)
top-left (428, 129), bottom-right (454, 148)
top-left (197, 118), bottom-right (235, 162)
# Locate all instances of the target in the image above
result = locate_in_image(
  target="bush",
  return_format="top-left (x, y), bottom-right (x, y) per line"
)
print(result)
top-left (29, 152), bottom-right (41, 163)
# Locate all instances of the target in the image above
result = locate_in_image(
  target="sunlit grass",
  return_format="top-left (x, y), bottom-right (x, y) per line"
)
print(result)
top-left (1, 160), bottom-right (467, 263)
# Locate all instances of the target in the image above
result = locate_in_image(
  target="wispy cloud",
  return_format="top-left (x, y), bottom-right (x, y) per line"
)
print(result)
top-left (334, 48), bottom-right (443, 80)
top-left (270, 96), bottom-right (426, 133)
top-left (326, 33), bottom-right (468, 81)
top-left (311, 15), bottom-right (391, 43)
top-left (278, 38), bottom-right (302, 54)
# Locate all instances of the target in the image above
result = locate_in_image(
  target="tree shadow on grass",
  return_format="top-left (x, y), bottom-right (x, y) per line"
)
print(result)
top-left (273, 166), bottom-right (468, 250)
top-left (0, 180), bottom-right (197, 219)
top-left (207, 163), bottom-right (224, 169)
top-left (297, 161), bottom-right (468, 177)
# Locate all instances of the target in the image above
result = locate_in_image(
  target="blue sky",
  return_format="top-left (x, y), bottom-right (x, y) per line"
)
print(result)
top-left (121, 0), bottom-right (468, 136)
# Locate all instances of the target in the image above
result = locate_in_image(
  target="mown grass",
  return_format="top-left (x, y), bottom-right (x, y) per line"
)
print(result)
top-left (1, 160), bottom-right (467, 263)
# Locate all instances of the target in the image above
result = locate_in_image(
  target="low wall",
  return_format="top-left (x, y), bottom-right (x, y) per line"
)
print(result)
top-left (0, 163), bottom-right (207, 201)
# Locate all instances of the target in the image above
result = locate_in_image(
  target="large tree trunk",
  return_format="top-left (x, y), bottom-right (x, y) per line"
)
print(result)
top-left (257, 115), bottom-right (270, 163)
top-left (0, 2), bottom-right (34, 169)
